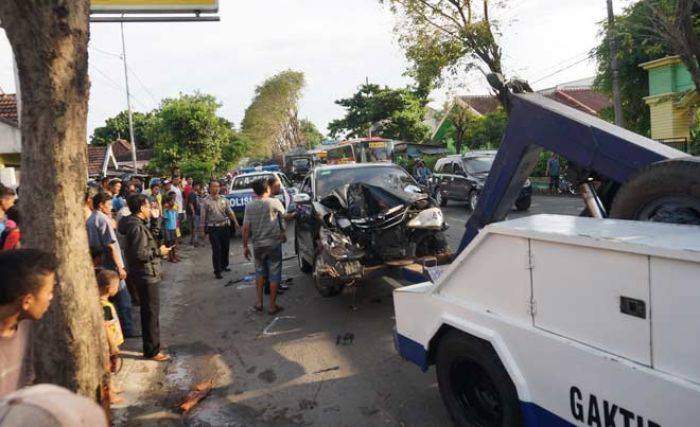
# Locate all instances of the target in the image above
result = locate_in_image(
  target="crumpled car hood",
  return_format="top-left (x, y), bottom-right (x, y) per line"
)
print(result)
top-left (321, 182), bottom-right (427, 218)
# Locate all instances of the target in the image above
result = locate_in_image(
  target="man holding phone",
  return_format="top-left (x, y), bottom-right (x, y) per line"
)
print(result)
top-left (118, 194), bottom-right (171, 361)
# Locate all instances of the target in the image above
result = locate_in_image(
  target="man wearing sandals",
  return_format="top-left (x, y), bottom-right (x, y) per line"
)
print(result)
top-left (242, 179), bottom-right (285, 315)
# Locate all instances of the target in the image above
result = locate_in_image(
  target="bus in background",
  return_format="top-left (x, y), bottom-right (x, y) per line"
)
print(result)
top-left (326, 138), bottom-right (393, 165)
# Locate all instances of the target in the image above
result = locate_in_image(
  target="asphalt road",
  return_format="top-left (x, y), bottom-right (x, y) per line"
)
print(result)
top-left (116, 195), bottom-right (584, 426)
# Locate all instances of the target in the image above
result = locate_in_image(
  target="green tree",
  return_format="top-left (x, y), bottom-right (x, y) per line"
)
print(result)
top-left (90, 110), bottom-right (157, 148)
top-left (300, 119), bottom-right (324, 148)
top-left (466, 110), bottom-right (507, 149)
top-left (381, 0), bottom-right (510, 111)
top-left (218, 130), bottom-right (251, 173)
top-left (148, 93), bottom-right (244, 177)
top-left (446, 102), bottom-right (478, 154)
top-left (641, 0), bottom-right (700, 92)
top-left (328, 83), bottom-right (430, 142)
top-left (241, 70), bottom-right (306, 158)
top-left (594, 1), bottom-right (671, 135)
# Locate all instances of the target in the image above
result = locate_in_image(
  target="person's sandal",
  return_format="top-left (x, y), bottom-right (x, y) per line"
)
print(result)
top-left (148, 353), bottom-right (171, 362)
top-left (268, 306), bottom-right (284, 315)
top-left (253, 305), bottom-right (263, 312)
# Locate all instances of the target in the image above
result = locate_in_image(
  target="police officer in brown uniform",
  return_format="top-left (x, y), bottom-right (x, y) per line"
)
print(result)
top-left (199, 181), bottom-right (240, 279)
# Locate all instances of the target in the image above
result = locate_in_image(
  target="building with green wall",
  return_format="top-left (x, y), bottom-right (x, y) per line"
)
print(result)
top-left (640, 55), bottom-right (698, 148)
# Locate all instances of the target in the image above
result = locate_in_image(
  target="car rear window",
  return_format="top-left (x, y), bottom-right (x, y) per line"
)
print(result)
top-left (463, 156), bottom-right (494, 174)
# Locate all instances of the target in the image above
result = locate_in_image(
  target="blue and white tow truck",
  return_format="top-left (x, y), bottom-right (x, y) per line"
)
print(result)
top-left (395, 215), bottom-right (700, 426)
top-left (225, 170), bottom-right (297, 223)
top-left (394, 80), bottom-right (700, 426)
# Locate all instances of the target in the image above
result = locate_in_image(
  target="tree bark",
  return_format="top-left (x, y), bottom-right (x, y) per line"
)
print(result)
top-left (0, 1), bottom-right (107, 401)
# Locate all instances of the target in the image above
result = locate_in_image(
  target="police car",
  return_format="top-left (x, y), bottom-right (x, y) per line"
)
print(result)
top-left (225, 171), bottom-right (297, 223)
top-left (394, 214), bottom-right (700, 426)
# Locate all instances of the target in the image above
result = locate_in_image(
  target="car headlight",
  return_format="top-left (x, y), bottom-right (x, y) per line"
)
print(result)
top-left (407, 207), bottom-right (444, 229)
top-left (524, 178), bottom-right (532, 187)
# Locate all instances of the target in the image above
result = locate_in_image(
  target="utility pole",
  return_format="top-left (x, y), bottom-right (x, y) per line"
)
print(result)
top-left (120, 20), bottom-right (138, 172)
top-left (607, 0), bottom-right (625, 128)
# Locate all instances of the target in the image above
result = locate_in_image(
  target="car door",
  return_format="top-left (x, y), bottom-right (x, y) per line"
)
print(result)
top-left (447, 161), bottom-right (464, 198)
top-left (451, 161), bottom-right (471, 201)
top-left (295, 176), bottom-right (314, 260)
top-left (433, 162), bottom-right (447, 195)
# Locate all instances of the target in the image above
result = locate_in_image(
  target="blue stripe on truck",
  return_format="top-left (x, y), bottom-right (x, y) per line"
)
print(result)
top-left (521, 402), bottom-right (574, 426)
top-left (395, 332), bottom-right (429, 372)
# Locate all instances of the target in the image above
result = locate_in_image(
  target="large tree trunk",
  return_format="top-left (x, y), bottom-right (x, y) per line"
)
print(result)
top-left (0, 1), bottom-right (107, 401)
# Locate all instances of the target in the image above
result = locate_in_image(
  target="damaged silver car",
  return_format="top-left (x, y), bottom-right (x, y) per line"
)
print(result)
top-left (294, 163), bottom-right (451, 297)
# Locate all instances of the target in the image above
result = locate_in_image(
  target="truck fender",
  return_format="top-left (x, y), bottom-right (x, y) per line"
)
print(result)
top-left (431, 314), bottom-right (532, 403)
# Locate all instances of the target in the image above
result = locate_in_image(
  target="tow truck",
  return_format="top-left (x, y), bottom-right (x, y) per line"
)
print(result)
top-left (393, 80), bottom-right (700, 426)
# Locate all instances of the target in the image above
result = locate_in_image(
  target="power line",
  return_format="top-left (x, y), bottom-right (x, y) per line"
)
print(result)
top-left (91, 64), bottom-right (150, 110)
top-left (531, 55), bottom-right (594, 85)
top-left (89, 46), bottom-right (122, 59)
top-left (91, 65), bottom-right (124, 91)
top-left (127, 64), bottom-right (159, 104)
top-left (90, 46), bottom-right (158, 105)
top-left (527, 50), bottom-right (592, 79)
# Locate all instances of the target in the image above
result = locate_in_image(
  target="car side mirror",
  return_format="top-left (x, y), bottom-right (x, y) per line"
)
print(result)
top-left (293, 193), bottom-right (311, 204)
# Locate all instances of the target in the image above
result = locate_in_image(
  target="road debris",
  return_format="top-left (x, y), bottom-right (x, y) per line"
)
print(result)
top-left (178, 378), bottom-right (214, 413)
top-left (225, 275), bottom-right (255, 287)
top-left (336, 333), bottom-right (354, 346)
top-left (262, 316), bottom-right (297, 336)
top-left (312, 366), bottom-right (340, 374)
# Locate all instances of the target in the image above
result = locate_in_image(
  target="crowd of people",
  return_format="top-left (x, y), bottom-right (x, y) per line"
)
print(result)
top-left (0, 170), bottom-right (295, 418)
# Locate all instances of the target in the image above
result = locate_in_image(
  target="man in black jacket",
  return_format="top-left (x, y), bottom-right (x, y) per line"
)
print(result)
top-left (118, 194), bottom-right (171, 362)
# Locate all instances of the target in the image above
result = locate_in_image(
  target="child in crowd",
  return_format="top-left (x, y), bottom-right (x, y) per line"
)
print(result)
top-left (96, 268), bottom-right (125, 405)
top-left (0, 206), bottom-right (20, 250)
top-left (163, 195), bottom-right (180, 263)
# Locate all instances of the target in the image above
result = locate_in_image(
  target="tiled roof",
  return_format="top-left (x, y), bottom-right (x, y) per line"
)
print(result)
top-left (545, 89), bottom-right (612, 116)
top-left (0, 94), bottom-right (18, 126)
top-left (87, 145), bottom-right (108, 176)
top-left (457, 95), bottom-right (501, 115)
top-left (111, 139), bottom-right (132, 161)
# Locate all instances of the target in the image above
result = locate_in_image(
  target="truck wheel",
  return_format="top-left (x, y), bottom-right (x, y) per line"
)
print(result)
top-left (436, 331), bottom-right (522, 427)
top-left (435, 188), bottom-right (447, 207)
top-left (610, 157), bottom-right (700, 225)
top-left (514, 195), bottom-right (531, 212)
top-left (313, 257), bottom-right (342, 297)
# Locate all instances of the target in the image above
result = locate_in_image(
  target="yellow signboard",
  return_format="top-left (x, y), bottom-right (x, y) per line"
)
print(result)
top-left (91, 0), bottom-right (218, 13)
top-left (369, 141), bottom-right (386, 149)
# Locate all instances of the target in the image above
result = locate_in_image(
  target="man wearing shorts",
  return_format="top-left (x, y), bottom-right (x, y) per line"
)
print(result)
top-left (242, 179), bottom-right (285, 315)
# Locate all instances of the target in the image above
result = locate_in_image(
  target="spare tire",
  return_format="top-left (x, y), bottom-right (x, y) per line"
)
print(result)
top-left (610, 157), bottom-right (700, 225)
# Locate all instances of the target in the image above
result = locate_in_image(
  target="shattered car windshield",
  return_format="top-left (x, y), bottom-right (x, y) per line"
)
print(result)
top-left (463, 156), bottom-right (494, 174)
top-left (316, 166), bottom-right (417, 197)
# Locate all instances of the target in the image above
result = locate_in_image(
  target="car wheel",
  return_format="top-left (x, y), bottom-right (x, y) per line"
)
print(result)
top-left (313, 256), bottom-right (342, 297)
top-left (468, 191), bottom-right (480, 211)
top-left (514, 195), bottom-right (531, 212)
top-left (435, 188), bottom-right (447, 207)
top-left (415, 231), bottom-right (449, 257)
top-left (436, 331), bottom-right (523, 427)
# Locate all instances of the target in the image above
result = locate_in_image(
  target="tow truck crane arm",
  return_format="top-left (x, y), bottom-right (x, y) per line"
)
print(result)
top-left (457, 92), bottom-right (688, 253)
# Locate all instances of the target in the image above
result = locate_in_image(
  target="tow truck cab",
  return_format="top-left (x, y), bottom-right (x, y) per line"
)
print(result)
top-left (394, 215), bottom-right (700, 426)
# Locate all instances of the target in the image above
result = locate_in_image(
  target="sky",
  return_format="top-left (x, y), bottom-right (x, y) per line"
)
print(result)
top-left (0, 0), bottom-right (636, 138)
